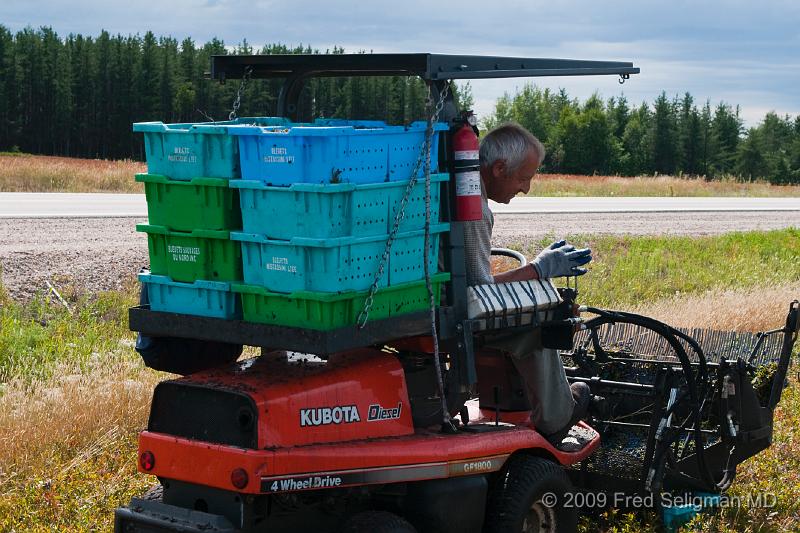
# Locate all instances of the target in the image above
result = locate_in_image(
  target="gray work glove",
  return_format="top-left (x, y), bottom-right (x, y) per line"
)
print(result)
top-left (531, 239), bottom-right (592, 278)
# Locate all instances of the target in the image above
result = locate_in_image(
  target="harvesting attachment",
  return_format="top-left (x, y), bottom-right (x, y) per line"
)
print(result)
top-left (563, 300), bottom-right (799, 496)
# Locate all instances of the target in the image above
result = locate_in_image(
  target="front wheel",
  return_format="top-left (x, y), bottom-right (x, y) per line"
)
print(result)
top-left (340, 510), bottom-right (417, 533)
top-left (484, 455), bottom-right (578, 533)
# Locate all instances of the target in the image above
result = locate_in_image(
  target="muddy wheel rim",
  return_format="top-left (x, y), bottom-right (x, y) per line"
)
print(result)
top-left (522, 500), bottom-right (557, 533)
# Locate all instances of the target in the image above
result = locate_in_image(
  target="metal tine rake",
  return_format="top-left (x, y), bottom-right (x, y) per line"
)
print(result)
top-left (575, 323), bottom-right (785, 366)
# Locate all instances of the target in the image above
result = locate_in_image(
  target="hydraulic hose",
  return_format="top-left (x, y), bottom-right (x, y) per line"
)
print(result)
top-left (606, 309), bottom-right (710, 393)
top-left (582, 308), bottom-right (720, 491)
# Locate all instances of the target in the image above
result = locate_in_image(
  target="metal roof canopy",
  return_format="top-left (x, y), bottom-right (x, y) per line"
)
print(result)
top-left (211, 53), bottom-right (639, 122)
top-left (210, 53), bottom-right (639, 81)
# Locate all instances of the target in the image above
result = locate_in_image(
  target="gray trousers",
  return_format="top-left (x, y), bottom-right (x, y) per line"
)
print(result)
top-left (484, 329), bottom-right (574, 435)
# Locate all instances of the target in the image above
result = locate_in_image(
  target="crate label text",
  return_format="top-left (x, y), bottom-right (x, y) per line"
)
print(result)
top-left (168, 245), bottom-right (200, 263)
top-left (264, 146), bottom-right (295, 164)
top-left (168, 146), bottom-right (197, 164)
top-left (267, 256), bottom-right (297, 273)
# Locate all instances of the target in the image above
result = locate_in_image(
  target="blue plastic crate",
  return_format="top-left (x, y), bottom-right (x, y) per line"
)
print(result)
top-left (230, 173), bottom-right (448, 240)
top-left (230, 224), bottom-right (449, 293)
top-left (662, 492), bottom-right (721, 532)
top-left (133, 117), bottom-right (290, 181)
top-left (230, 120), bottom-right (448, 185)
top-left (139, 272), bottom-right (241, 319)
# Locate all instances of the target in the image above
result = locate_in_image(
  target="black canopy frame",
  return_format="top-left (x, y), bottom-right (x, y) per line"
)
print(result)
top-left (210, 53), bottom-right (639, 121)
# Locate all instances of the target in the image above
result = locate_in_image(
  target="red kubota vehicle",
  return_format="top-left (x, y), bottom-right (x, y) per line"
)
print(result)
top-left (115, 54), bottom-right (800, 532)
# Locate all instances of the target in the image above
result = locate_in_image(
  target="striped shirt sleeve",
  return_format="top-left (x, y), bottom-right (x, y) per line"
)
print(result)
top-left (463, 191), bottom-right (494, 286)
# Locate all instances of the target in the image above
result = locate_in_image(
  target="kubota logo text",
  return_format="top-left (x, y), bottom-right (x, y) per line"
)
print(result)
top-left (300, 405), bottom-right (361, 427)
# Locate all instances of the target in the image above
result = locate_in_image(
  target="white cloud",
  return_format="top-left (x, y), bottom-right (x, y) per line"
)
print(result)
top-left (1, 0), bottom-right (797, 126)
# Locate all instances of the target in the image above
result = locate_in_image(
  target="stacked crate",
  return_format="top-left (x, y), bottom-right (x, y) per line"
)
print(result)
top-left (135, 118), bottom-right (450, 330)
top-left (134, 117), bottom-right (289, 319)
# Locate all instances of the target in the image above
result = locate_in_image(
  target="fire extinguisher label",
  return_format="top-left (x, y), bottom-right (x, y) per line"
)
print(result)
top-left (454, 150), bottom-right (479, 161)
top-left (455, 170), bottom-right (481, 196)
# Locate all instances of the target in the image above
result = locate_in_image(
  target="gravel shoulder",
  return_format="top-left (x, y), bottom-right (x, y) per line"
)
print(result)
top-left (1, 212), bottom-right (799, 301)
top-left (491, 211), bottom-right (800, 248)
top-left (0, 217), bottom-right (147, 301)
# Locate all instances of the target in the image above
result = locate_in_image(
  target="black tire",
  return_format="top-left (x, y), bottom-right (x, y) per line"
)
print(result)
top-left (136, 334), bottom-right (243, 375)
top-left (140, 484), bottom-right (163, 501)
top-left (340, 511), bottom-right (417, 533)
top-left (484, 455), bottom-right (578, 533)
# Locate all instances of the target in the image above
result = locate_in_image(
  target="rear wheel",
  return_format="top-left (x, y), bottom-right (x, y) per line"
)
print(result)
top-left (140, 484), bottom-right (163, 501)
top-left (484, 455), bottom-right (577, 533)
top-left (340, 510), bottom-right (417, 533)
top-left (136, 334), bottom-right (243, 375)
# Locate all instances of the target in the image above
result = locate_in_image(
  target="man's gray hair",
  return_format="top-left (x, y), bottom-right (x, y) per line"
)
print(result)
top-left (479, 123), bottom-right (546, 172)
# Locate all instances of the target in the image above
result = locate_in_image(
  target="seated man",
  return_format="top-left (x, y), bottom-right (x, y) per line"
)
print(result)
top-left (464, 122), bottom-right (592, 445)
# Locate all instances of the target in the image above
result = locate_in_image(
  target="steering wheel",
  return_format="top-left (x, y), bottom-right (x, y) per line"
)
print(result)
top-left (490, 247), bottom-right (527, 266)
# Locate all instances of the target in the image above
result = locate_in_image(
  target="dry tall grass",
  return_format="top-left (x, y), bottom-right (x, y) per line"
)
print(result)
top-left (531, 173), bottom-right (800, 197)
top-left (0, 358), bottom-right (157, 475)
top-left (629, 283), bottom-right (800, 332)
top-left (0, 354), bottom-right (161, 530)
top-left (2, 154), bottom-right (800, 196)
top-left (0, 154), bottom-right (145, 193)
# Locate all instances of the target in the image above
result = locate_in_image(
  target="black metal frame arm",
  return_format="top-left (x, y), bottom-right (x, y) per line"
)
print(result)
top-left (210, 53), bottom-right (638, 121)
top-left (210, 53), bottom-right (639, 81)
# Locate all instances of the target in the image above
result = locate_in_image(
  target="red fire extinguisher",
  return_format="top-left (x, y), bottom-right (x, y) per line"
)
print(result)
top-left (451, 111), bottom-right (482, 221)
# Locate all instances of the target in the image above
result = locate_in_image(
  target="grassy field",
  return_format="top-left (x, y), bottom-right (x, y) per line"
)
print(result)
top-left (0, 154), bottom-right (144, 193)
top-left (498, 228), bottom-right (800, 315)
top-left (3, 154), bottom-right (800, 196)
top-left (1, 230), bottom-right (799, 531)
top-left (0, 281), bottom-right (157, 531)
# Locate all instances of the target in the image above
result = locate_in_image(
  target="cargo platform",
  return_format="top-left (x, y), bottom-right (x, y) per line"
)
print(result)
top-left (129, 305), bottom-right (449, 355)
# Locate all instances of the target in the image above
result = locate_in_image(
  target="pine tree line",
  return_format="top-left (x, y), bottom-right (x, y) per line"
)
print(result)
top-left (0, 26), bottom-right (451, 160)
top-left (486, 87), bottom-right (800, 184)
top-left (1, 26), bottom-right (797, 184)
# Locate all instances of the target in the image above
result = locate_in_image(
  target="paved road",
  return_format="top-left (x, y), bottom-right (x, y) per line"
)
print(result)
top-left (0, 193), bottom-right (146, 218)
top-left (1, 193), bottom-right (798, 218)
top-left (2, 194), bottom-right (799, 301)
top-left (490, 196), bottom-right (800, 213)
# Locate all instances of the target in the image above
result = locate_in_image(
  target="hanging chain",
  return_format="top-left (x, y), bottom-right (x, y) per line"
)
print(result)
top-left (356, 82), bottom-right (450, 328)
top-left (196, 109), bottom-right (216, 123)
top-left (229, 66), bottom-right (253, 121)
top-left (422, 86), bottom-right (453, 429)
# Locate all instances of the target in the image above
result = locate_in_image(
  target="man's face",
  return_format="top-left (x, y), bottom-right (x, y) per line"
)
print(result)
top-left (485, 149), bottom-right (540, 204)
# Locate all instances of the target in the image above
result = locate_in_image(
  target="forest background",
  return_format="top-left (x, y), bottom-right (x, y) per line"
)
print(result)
top-left (1, 26), bottom-right (799, 185)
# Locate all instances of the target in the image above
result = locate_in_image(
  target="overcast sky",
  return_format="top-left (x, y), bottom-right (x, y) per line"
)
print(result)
top-left (3, 0), bottom-right (798, 126)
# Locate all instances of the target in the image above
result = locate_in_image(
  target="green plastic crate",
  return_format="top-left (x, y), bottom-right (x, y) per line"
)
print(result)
top-left (136, 173), bottom-right (241, 231)
top-left (138, 224), bottom-right (242, 282)
top-left (232, 272), bottom-right (449, 330)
